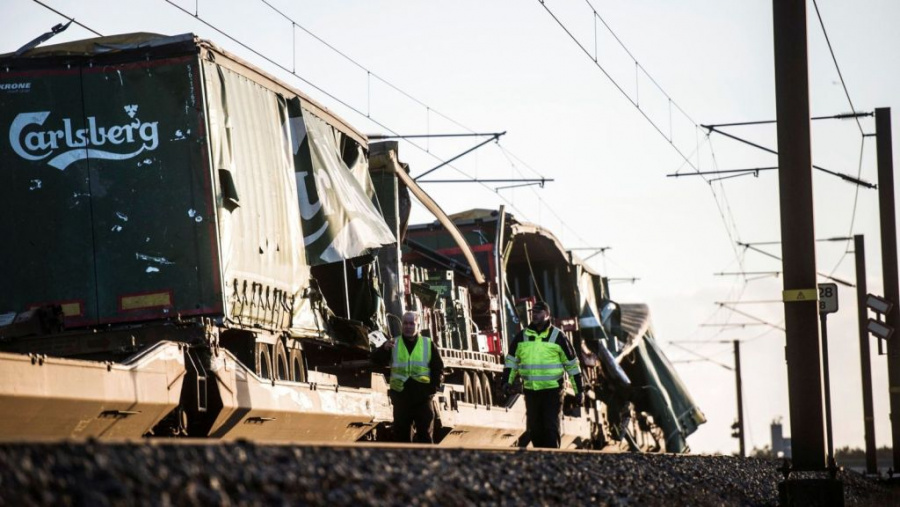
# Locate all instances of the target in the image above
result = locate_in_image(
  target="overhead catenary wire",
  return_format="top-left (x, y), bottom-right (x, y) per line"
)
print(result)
top-left (740, 322), bottom-right (784, 344)
top-left (494, 146), bottom-right (617, 267)
top-left (31, 0), bottom-right (777, 353)
top-left (716, 303), bottom-right (785, 332)
top-left (813, 0), bottom-right (867, 268)
top-left (702, 125), bottom-right (875, 188)
top-left (679, 257), bottom-right (752, 348)
top-left (534, 0), bottom-right (760, 290)
top-left (830, 136), bottom-right (869, 277)
top-left (668, 342), bottom-right (733, 371)
top-left (701, 0), bottom-right (873, 284)
top-left (256, 0), bottom-right (473, 134)
top-left (61, 0), bottom-right (755, 355)
top-left (30, 1), bottom-right (865, 280)
top-left (701, 2), bottom-right (872, 283)
top-left (173, 0), bottom-right (672, 280)
top-left (701, 111), bottom-right (872, 130)
top-left (676, 139), bottom-right (764, 346)
top-left (583, 0), bottom-right (701, 135)
top-left (158, 0), bottom-right (549, 229)
top-left (693, 1), bottom-right (872, 350)
top-left (226, 0), bottom-right (613, 260)
top-left (30, 0), bottom-right (103, 36)
top-left (811, 0), bottom-right (865, 137)
top-left (677, 12), bottom-right (871, 357)
top-left (538, 0), bottom-right (701, 173)
top-left (737, 242), bottom-right (854, 287)
top-left (162, 4), bottom-right (491, 188)
top-left (707, 137), bottom-right (747, 278)
top-left (537, 1), bottom-right (761, 344)
top-left (253, 0), bottom-right (576, 205)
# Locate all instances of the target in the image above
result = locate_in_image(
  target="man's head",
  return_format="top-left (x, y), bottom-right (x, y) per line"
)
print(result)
top-left (530, 301), bottom-right (551, 326)
top-left (401, 311), bottom-right (420, 338)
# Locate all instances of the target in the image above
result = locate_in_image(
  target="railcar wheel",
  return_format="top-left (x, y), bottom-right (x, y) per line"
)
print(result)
top-left (463, 371), bottom-right (475, 403)
top-left (290, 347), bottom-right (306, 383)
top-left (481, 372), bottom-right (493, 407)
top-left (274, 340), bottom-right (289, 381)
top-left (472, 372), bottom-right (484, 406)
top-left (256, 342), bottom-right (273, 379)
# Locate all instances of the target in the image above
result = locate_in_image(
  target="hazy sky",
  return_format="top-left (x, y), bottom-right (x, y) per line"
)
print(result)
top-left (3, 0), bottom-right (899, 455)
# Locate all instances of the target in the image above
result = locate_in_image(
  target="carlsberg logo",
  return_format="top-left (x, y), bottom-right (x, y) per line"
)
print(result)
top-left (9, 105), bottom-right (159, 170)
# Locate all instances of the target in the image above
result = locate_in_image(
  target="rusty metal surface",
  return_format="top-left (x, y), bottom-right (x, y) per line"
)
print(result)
top-left (0, 341), bottom-right (185, 440)
top-left (205, 350), bottom-right (390, 442)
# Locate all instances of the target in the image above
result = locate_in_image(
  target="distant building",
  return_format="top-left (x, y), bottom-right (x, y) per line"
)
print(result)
top-left (771, 418), bottom-right (792, 458)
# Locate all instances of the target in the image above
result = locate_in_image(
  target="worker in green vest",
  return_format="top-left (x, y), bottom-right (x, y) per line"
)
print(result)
top-left (373, 311), bottom-right (444, 443)
top-left (501, 301), bottom-right (583, 448)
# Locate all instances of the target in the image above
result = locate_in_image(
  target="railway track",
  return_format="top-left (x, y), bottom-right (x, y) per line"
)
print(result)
top-left (0, 440), bottom-right (890, 505)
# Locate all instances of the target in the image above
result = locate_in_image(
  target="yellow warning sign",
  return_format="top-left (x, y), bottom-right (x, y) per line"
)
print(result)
top-left (782, 289), bottom-right (819, 302)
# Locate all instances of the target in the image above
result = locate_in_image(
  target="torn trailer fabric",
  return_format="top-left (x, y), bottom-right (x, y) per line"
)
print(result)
top-left (287, 98), bottom-right (395, 266)
top-left (202, 59), bottom-right (315, 333)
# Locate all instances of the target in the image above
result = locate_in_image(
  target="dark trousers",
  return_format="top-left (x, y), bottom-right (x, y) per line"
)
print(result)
top-left (524, 387), bottom-right (563, 448)
top-left (390, 390), bottom-right (435, 443)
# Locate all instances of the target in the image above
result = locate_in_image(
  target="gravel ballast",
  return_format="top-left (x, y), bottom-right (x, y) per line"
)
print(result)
top-left (0, 441), bottom-right (893, 506)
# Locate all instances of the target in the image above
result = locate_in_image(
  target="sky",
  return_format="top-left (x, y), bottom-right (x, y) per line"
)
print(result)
top-left (3, 0), bottom-right (899, 456)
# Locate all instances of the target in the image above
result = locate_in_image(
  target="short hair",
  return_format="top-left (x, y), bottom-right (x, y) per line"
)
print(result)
top-left (532, 301), bottom-right (551, 313)
top-left (402, 311), bottom-right (419, 323)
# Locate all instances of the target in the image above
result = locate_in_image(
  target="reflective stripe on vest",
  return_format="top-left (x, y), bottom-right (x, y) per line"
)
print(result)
top-left (564, 357), bottom-right (581, 376)
top-left (390, 335), bottom-right (431, 392)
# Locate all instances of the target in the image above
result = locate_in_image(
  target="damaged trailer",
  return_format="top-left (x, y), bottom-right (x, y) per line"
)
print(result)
top-left (0, 32), bottom-right (396, 441)
top-left (0, 31), bottom-right (703, 451)
top-left (402, 207), bottom-right (707, 451)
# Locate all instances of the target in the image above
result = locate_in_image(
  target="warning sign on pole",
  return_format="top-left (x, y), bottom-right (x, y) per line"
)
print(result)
top-left (783, 289), bottom-right (819, 302)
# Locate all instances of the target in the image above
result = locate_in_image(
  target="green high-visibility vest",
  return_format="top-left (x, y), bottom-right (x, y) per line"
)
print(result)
top-left (507, 326), bottom-right (580, 393)
top-left (390, 334), bottom-right (432, 392)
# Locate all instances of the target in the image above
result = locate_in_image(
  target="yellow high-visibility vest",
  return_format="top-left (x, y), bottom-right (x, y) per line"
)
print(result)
top-left (507, 326), bottom-right (580, 392)
top-left (390, 334), bottom-right (431, 392)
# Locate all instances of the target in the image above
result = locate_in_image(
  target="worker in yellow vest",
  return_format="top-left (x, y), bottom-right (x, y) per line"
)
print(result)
top-left (373, 311), bottom-right (444, 443)
top-left (501, 301), bottom-right (583, 448)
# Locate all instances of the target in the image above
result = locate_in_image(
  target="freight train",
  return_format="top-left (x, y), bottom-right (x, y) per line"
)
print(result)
top-left (0, 33), bottom-right (705, 450)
